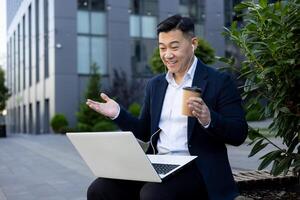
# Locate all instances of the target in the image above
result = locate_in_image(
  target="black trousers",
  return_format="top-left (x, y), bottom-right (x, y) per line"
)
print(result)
top-left (87, 163), bottom-right (209, 200)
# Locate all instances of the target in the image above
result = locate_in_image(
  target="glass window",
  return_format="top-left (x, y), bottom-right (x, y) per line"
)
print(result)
top-left (28, 4), bottom-right (32, 86)
top-left (129, 0), bottom-right (158, 38)
top-left (36, 101), bottom-right (40, 134)
top-left (91, 0), bottom-right (105, 11)
top-left (129, 15), bottom-right (140, 37)
top-left (130, 0), bottom-right (158, 16)
top-left (23, 105), bottom-right (26, 133)
top-left (91, 12), bottom-right (106, 34)
top-left (13, 32), bottom-right (16, 94)
top-left (17, 24), bottom-right (20, 92)
top-left (77, 0), bottom-right (107, 74)
top-left (91, 37), bottom-right (107, 74)
top-left (179, 0), bottom-right (205, 37)
top-left (129, 0), bottom-right (140, 14)
top-left (44, 0), bottom-right (49, 78)
top-left (142, 0), bottom-right (158, 15)
top-left (129, 0), bottom-right (158, 76)
top-left (141, 16), bottom-right (157, 38)
top-left (35, 0), bottom-right (40, 83)
top-left (29, 103), bottom-right (33, 133)
top-left (77, 11), bottom-right (89, 33)
top-left (23, 15), bottom-right (26, 89)
top-left (77, 36), bottom-right (90, 74)
top-left (44, 99), bottom-right (49, 133)
top-left (78, 0), bottom-right (89, 10)
top-left (131, 39), bottom-right (155, 76)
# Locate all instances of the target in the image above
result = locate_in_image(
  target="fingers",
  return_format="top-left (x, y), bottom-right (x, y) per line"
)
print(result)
top-left (86, 99), bottom-right (96, 104)
top-left (188, 96), bottom-right (204, 105)
top-left (191, 103), bottom-right (203, 114)
top-left (100, 93), bottom-right (110, 102)
top-left (86, 99), bottom-right (100, 110)
top-left (187, 97), bottom-right (211, 126)
top-left (192, 110), bottom-right (202, 119)
top-left (86, 99), bottom-right (98, 107)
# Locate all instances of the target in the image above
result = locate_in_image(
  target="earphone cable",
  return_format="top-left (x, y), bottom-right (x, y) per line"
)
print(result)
top-left (150, 128), bottom-right (161, 155)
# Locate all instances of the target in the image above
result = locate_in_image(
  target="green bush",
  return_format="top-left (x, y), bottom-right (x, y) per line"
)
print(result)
top-left (76, 63), bottom-right (113, 131)
top-left (92, 121), bottom-right (117, 132)
top-left (149, 37), bottom-right (215, 74)
top-left (128, 102), bottom-right (141, 117)
top-left (76, 123), bottom-right (92, 132)
top-left (0, 68), bottom-right (9, 113)
top-left (246, 110), bottom-right (261, 121)
top-left (223, 0), bottom-right (300, 176)
top-left (50, 114), bottom-right (69, 133)
top-left (245, 99), bottom-right (265, 121)
top-left (58, 126), bottom-right (77, 134)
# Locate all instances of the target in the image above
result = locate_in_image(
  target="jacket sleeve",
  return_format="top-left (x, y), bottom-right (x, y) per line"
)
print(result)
top-left (113, 80), bottom-right (152, 142)
top-left (206, 74), bottom-right (248, 146)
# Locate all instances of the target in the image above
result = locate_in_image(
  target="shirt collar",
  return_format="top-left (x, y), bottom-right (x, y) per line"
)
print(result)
top-left (165, 56), bottom-right (198, 85)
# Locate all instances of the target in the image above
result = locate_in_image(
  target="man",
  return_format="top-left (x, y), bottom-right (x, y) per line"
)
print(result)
top-left (86, 14), bottom-right (248, 200)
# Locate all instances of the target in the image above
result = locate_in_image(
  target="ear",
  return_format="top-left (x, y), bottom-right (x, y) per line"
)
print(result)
top-left (191, 37), bottom-right (198, 51)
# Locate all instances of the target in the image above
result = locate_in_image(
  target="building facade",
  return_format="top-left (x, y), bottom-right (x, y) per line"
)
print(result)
top-left (6, 0), bottom-right (232, 134)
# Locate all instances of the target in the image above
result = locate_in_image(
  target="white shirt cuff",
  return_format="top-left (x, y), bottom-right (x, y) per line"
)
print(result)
top-left (203, 121), bottom-right (211, 129)
top-left (111, 105), bottom-right (120, 120)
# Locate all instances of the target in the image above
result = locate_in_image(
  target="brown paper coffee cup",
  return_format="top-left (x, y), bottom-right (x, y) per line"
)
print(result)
top-left (182, 86), bottom-right (202, 116)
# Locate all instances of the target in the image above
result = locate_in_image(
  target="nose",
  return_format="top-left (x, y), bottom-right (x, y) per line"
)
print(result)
top-left (164, 50), bottom-right (174, 59)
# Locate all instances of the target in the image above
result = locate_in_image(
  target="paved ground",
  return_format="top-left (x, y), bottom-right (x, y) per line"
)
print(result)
top-left (0, 122), bottom-right (284, 200)
top-left (0, 134), bottom-right (94, 200)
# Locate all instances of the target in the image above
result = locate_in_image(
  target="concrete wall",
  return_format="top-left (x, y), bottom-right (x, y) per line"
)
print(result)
top-left (204, 0), bottom-right (225, 57)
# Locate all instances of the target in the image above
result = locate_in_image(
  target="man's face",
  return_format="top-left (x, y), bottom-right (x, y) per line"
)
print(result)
top-left (158, 29), bottom-right (196, 77)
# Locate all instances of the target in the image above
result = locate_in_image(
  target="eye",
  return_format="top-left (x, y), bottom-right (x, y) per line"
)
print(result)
top-left (159, 47), bottom-right (166, 51)
top-left (171, 46), bottom-right (179, 50)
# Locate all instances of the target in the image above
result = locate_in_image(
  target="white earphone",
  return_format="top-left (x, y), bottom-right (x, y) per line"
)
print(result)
top-left (192, 45), bottom-right (195, 52)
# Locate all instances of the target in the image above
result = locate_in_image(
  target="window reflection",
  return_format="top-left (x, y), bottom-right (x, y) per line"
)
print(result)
top-left (77, 11), bottom-right (89, 33)
top-left (91, 0), bottom-right (105, 11)
top-left (129, 0), bottom-right (158, 76)
top-left (77, 36), bottom-right (90, 74)
top-left (91, 37), bottom-right (107, 74)
top-left (78, 0), bottom-right (89, 10)
top-left (91, 12), bottom-right (106, 34)
top-left (141, 16), bottom-right (157, 38)
top-left (179, 0), bottom-right (205, 37)
top-left (77, 0), bottom-right (107, 74)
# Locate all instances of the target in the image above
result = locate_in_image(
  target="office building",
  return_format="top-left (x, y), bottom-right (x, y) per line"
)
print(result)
top-left (6, 0), bottom-right (235, 134)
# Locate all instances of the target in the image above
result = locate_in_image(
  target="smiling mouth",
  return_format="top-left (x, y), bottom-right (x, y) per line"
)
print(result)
top-left (166, 60), bottom-right (177, 67)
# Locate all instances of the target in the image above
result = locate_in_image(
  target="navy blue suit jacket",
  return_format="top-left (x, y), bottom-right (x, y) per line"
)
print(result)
top-left (114, 59), bottom-right (248, 200)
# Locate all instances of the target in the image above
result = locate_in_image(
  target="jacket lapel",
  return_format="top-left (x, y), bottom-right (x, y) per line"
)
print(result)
top-left (188, 60), bottom-right (208, 141)
top-left (152, 76), bottom-right (168, 133)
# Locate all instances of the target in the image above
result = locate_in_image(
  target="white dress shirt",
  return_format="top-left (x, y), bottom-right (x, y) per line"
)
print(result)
top-left (157, 57), bottom-right (198, 155)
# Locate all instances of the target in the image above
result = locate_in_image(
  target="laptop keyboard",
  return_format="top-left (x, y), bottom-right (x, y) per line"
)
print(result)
top-left (152, 163), bottom-right (179, 175)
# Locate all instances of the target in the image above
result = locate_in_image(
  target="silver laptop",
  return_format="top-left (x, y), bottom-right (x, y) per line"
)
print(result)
top-left (66, 132), bottom-right (197, 182)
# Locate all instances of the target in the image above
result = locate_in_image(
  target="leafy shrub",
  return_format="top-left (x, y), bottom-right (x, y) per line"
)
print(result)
top-left (128, 102), bottom-right (141, 117)
top-left (223, 0), bottom-right (300, 176)
top-left (108, 69), bottom-right (145, 108)
top-left (92, 121), bottom-right (117, 132)
top-left (76, 63), bottom-right (113, 131)
top-left (246, 110), bottom-right (261, 121)
top-left (245, 99), bottom-right (265, 121)
top-left (50, 114), bottom-right (68, 133)
top-left (0, 68), bottom-right (9, 113)
top-left (76, 122), bottom-right (92, 132)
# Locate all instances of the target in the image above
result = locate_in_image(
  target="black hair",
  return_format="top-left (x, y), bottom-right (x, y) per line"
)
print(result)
top-left (157, 14), bottom-right (195, 37)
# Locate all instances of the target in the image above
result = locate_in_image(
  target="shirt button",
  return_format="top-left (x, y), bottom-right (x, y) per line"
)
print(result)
top-left (188, 144), bottom-right (192, 148)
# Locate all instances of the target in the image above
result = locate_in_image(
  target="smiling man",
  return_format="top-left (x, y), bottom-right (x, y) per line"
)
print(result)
top-left (86, 14), bottom-right (248, 200)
